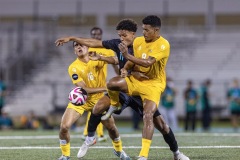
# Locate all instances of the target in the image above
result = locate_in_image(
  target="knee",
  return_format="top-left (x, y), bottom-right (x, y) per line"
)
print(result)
top-left (107, 80), bottom-right (116, 90)
top-left (60, 123), bottom-right (70, 133)
top-left (143, 112), bottom-right (154, 122)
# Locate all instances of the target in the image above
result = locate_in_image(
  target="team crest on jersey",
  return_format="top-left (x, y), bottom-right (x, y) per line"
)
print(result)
top-left (72, 74), bottom-right (78, 80)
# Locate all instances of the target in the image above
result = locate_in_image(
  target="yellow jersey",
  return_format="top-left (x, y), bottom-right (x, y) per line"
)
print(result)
top-left (88, 47), bottom-right (115, 79)
top-left (133, 36), bottom-right (170, 90)
top-left (68, 58), bottom-right (106, 100)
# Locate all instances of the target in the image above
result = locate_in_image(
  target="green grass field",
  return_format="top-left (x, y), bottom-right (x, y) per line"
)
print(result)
top-left (0, 127), bottom-right (239, 160)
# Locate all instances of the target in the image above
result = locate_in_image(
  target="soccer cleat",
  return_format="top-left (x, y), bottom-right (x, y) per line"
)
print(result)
top-left (77, 137), bottom-right (97, 158)
top-left (113, 149), bottom-right (131, 160)
top-left (98, 135), bottom-right (108, 142)
top-left (137, 156), bottom-right (147, 160)
top-left (57, 155), bottom-right (70, 160)
top-left (101, 106), bottom-right (121, 120)
top-left (174, 153), bottom-right (190, 160)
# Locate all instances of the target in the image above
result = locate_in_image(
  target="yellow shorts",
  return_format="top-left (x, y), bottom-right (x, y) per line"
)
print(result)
top-left (67, 94), bottom-right (104, 115)
top-left (125, 75), bottom-right (164, 106)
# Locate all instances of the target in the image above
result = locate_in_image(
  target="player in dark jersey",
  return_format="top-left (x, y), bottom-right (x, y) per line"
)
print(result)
top-left (55, 19), bottom-right (185, 160)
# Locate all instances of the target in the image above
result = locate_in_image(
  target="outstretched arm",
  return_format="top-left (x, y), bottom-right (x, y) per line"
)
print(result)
top-left (55, 36), bottom-right (103, 48)
top-left (89, 52), bottom-right (118, 65)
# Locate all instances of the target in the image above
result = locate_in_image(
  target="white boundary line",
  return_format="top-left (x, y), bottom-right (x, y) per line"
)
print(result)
top-left (0, 133), bottom-right (240, 139)
top-left (0, 146), bottom-right (240, 150)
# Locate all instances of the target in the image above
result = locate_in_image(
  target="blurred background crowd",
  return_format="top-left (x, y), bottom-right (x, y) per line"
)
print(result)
top-left (0, 0), bottom-right (240, 132)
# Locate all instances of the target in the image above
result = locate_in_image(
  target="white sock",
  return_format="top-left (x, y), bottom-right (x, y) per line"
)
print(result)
top-left (173, 150), bottom-right (180, 156)
top-left (85, 136), bottom-right (95, 144)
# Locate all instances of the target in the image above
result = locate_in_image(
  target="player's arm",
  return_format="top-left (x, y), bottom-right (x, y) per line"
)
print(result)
top-left (118, 42), bottom-right (156, 67)
top-left (75, 81), bottom-right (107, 94)
top-left (89, 52), bottom-right (118, 65)
top-left (55, 36), bottom-right (103, 48)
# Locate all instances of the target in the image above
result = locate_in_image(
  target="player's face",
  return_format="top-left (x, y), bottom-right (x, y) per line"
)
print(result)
top-left (117, 30), bottom-right (135, 46)
top-left (91, 29), bottom-right (102, 40)
top-left (142, 24), bottom-right (158, 42)
top-left (73, 42), bottom-right (88, 57)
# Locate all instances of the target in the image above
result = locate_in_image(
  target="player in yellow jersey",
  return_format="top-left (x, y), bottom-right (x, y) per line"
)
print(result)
top-left (57, 41), bottom-right (130, 160)
top-left (81, 27), bottom-right (117, 142)
top-left (105, 15), bottom-right (190, 160)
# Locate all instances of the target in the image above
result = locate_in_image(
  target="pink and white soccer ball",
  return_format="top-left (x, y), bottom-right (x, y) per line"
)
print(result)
top-left (68, 87), bottom-right (88, 106)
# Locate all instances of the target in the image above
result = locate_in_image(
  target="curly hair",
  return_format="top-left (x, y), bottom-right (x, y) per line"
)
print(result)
top-left (142, 15), bottom-right (161, 28)
top-left (116, 19), bottom-right (137, 32)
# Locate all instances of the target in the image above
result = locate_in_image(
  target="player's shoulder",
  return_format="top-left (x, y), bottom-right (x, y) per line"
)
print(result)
top-left (133, 36), bottom-right (145, 46)
top-left (68, 58), bottom-right (79, 69)
top-left (158, 36), bottom-right (170, 46)
top-left (134, 36), bottom-right (145, 43)
top-left (103, 39), bottom-right (121, 45)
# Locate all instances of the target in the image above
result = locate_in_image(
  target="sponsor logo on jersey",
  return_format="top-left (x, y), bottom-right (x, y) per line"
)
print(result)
top-left (72, 74), bottom-right (78, 80)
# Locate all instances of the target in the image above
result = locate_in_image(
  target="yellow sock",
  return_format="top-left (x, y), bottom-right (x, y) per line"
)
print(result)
top-left (112, 137), bottom-right (122, 152)
top-left (97, 122), bottom-right (104, 137)
top-left (108, 90), bottom-right (120, 106)
top-left (83, 112), bottom-right (91, 136)
top-left (60, 141), bottom-right (70, 157)
top-left (139, 138), bottom-right (152, 158)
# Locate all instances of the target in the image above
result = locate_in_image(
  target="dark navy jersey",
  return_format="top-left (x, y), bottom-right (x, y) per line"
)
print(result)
top-left (102, 39), bottom-right (133, 70)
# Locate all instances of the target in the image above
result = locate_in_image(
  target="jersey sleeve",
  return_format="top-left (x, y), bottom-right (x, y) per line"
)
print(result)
top-left (68, 65), bottom-right (83, 84)
top-left (102, 39), bottom-right (120, 51)
top-left (150, 40), bottom-right (170, 61)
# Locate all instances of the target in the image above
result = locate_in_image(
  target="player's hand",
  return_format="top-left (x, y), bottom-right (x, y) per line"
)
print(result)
top-left (120, 68), bottom-right (128, 78)
top-left (89, 51), bottom-right (101, 61)
top-left (118, 42), bottom-right (128, 57)
top-left (55, 37), bottom-right (71, 46)
top-left (131, 71), bottom-right (149, 81)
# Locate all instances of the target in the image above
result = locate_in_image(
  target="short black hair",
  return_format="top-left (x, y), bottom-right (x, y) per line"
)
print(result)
top-left (90, 27), bottom-right (103, 34)
top-left (142, 15), bottom-right (161, 28)
top-left (116, 19), bottom-right (137, 32)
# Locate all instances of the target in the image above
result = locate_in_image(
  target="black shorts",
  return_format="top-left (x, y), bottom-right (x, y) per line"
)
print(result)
top-left (113, 92), bottom-right (161, 118)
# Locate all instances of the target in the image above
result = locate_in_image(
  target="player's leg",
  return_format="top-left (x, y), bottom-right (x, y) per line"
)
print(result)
top-left (139, 99), bottom-right (157, 159)
top-left (77, 95), bottom-right (110, 158)
top-left (101, 116), bottom-right (131, 160)
top-left (59, 108), bottom-right (81, 159)
top-left (81, 112), bottom-right (91, 140)
top-left (153, 115), bottom-right (190, 160)
top-left (101, 76), bottom-right (129, 120)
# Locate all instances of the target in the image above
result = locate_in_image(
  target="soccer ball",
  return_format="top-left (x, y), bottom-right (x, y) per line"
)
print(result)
top-left (68, 87), bottom-right (88, 106)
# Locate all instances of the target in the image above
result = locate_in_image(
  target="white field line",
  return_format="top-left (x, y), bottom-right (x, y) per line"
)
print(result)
top-left (0, 146), bottom-right (240, 150)
top-left (0, 133), bottom-right (240, 140)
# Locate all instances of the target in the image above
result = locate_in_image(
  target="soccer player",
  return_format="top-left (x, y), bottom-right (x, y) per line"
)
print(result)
top-left (57, 41), bottom-right (130, 160)
top-left (105, 15), bottom-right (190, 160)
top-left (55, 18), bottom-right (189, 160)
top-left (81, 27), bottom-right (116, 142)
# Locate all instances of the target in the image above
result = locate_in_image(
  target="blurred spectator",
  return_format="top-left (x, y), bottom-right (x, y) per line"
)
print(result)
top-left (227, 78), bottom-right (240, 131)
top-left (20, 111), bottom-right (40, 129)
top-left (0, 108), bottom-right (13, 130)
top-left (200, 79), bottom-right (212, 131)
top-left (184, 80), bottom-right (199, 132)
top-left (0, 76), bottom-right (7, 116)
top-left (159, 77), bottom-right (178, 131)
